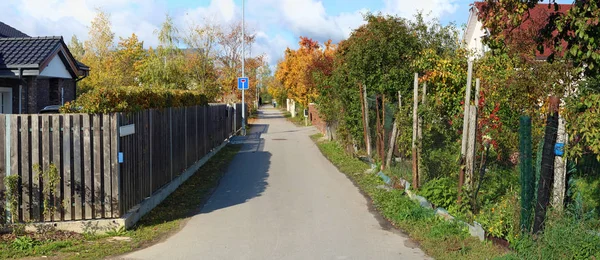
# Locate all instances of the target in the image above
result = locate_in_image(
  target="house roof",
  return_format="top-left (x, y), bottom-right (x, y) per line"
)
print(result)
top-left (472, 2), bottom-right (572, 59)
top-left (0, 21), bottom-right (29, 38)
top-left (0, 36), bottom-right (88, 78)
top-left (0, 36), bottom-right (63, 68)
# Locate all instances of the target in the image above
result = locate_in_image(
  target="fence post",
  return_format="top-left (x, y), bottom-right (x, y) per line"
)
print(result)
top-left (519, 115), bottom-right (534, 232)
top-left (169, 108), bottom-right (173, 181)
top-left (459, 60), bottom-right (474, 203)
top-left (534, 96), bottom-right (560, 234)
top-left (360, 84), bottom-right (372, 158)
top-left (412, 73), bottom-right (419, 189)
top-left (3, 115), bottom-right (10, 222)
top-left (149, 110), bottom-right (153, 197)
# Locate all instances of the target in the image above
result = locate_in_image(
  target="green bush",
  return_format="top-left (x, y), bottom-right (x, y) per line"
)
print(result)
top-left (420, 144), bottom-right (460, 182)
top-left (11, 236), bottom-right (40, 251)
top-left (571, 177), bottom-right (600, 216)
top-left (476, 167), bottom-right (519, 208)
top-left (504, 213), bottom-right (600, 260)
top-left (475, 192), bottom-right (519, 243)
top-left (419, 177), bottom-right (458, 210)
top-left (62, 86), bottom-right (208, 113)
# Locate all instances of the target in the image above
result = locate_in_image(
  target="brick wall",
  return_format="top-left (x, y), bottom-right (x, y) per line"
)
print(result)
top-left (62, 78), bottom-right (76, 104)
top-left (308, 103), bottom-right (326, 135)
top-left (35, 78), bottom-right (50, 113)
top-left (0, 77), bottom-right (76, 114)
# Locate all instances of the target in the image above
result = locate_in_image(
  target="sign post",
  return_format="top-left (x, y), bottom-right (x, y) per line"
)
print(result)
top-left (241, 0), bottom-right (246, 136)
top-left (238, 77), bottom-right (248, 136)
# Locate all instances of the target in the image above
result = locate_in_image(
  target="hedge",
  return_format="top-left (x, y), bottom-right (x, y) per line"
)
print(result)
top-left (61, 86), bottom-right (209, 113)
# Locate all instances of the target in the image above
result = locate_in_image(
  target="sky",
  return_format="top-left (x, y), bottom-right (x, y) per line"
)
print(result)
top-left (0, 0), bottom-right (573, 67)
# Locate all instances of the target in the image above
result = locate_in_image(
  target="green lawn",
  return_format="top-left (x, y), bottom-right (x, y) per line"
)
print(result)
top-left (0, 144), bottom-right (241, 260)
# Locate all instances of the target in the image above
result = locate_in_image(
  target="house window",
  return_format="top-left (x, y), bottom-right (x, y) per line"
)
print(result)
top-left (49, 79), bottom-right (60, 105)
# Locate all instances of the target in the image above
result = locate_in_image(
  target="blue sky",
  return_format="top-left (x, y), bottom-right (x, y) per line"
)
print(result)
top-left (0, 0), bottom-right (573, 66)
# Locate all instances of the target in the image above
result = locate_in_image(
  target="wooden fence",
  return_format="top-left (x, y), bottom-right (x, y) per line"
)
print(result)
top-left (0, 104), bottom-right (244, 223)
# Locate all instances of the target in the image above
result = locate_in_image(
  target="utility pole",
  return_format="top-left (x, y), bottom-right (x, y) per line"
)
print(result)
top-left (241, 0), bottom-right (246, 136)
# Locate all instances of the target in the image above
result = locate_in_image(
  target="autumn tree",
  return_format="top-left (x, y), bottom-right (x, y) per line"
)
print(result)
top-left (216, 21), bottom-right (260, 103)
top-left (137, 14), bottom-right (187, 89)
top-left (68, 35), bottom-right (85, 60)
top-left (113, 33), bottom-right (145, 86)
top-left (184, 19), bottom-right (220, 99)
top-left (275, 37), bottom-right (332, 107)
top-left (79, 9), bottom-right (116, 94)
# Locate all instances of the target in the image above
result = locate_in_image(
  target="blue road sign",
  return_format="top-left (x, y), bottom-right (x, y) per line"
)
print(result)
top-left (238, 77), bottom-right (249, 90)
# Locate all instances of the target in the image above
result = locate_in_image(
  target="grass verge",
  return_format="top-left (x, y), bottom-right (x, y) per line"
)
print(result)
top-left (283, 111), bottom-right (308, 126)
top-left (0, 144), bottom-right (241, 260)
top-left (310, 134), bottom-right (508, 260)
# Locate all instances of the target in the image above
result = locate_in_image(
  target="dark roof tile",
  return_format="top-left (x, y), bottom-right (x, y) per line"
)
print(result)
top-left (0, 36), bottom-right (62, 68)
top-left (0, 21), bottom-right (29, 38)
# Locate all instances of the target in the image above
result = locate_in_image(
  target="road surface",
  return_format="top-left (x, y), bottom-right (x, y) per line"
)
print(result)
top-left (123, 106), bottom-right (429, 260)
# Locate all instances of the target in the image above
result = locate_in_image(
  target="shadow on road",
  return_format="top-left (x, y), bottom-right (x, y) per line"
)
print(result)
top-left (200, 122), bottom-right (271, 214)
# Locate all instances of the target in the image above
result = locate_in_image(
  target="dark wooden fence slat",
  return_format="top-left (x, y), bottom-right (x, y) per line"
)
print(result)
top-left (52, 115), bottom-right (62, 221)
top-left (82, 115), bottom-right (92, 219)
top-left (72, 115), bottom-right (82, 220)
top-left (102, 115), bottom-right (111, 218)
top-left (30, 116), bottom-right (40, 221)
top-left (110, 113), bottom-right (120, 217)
top-left (93, 115), bottom-right (102, 219)
top-left (0, 115), bottom-right (4, 225)
top-left (40, 115), bottom-right (50, 222)
top-left (63, 115), bottom-right (72, 221)
top-left (9, 116), bottom-right (19, 222)
top-left (20, 116), bottom-right (30, 221)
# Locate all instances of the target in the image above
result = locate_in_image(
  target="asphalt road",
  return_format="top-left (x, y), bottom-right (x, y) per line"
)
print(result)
top-left (123, 106), bottom-right (429, 260)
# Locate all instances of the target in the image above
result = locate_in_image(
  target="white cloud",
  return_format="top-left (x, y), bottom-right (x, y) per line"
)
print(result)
top-left (252, 32), bottom-right (291, 65)
top-left (0, 0), bottom-right (462, 67)
top-left (383, 0), bottom-right (459, 19)
top-left (278, 0), bottom-right (366, 42)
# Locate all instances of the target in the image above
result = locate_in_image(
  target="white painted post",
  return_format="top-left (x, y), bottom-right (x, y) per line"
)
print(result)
top-left (553, 116), bottom-right (567, 210)
top-left (461, 60), bottom-right (474, 156)
top-left (465, 105), bottom-right (477, 189)
top-left (385, 91), bottom-right (402, 168)
top-left (363, 84), bottom-right (372, 157)
top-left (412, 73), bottom-right (419, 188)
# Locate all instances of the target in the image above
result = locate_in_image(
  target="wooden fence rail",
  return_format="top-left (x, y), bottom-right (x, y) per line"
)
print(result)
top-left (1, 103), bottom-right (245, 223)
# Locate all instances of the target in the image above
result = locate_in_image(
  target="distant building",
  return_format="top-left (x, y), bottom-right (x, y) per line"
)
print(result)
top-left (463, 2), bottom-right (572, 60)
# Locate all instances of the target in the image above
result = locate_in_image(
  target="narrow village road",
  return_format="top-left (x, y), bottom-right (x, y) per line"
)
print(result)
top-left (123, 106), bottom-right (429, 260)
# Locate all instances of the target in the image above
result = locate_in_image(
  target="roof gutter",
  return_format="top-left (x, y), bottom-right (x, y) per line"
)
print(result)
top-left (74, 71), bottom-right (88, 98)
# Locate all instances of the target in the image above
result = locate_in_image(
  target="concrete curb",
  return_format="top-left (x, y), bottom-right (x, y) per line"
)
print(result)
top-left (384, 176), bottom-right (486, 241)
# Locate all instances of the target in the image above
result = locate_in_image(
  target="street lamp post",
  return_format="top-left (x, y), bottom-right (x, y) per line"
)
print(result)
top-left (241, 0), bottom-right (246, 136)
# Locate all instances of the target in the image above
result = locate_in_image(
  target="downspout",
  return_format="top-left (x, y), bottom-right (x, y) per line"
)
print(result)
top-left (19, 68), bottom-right (23, 114)
top-left (74, 72), bottom-right (88, 98)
